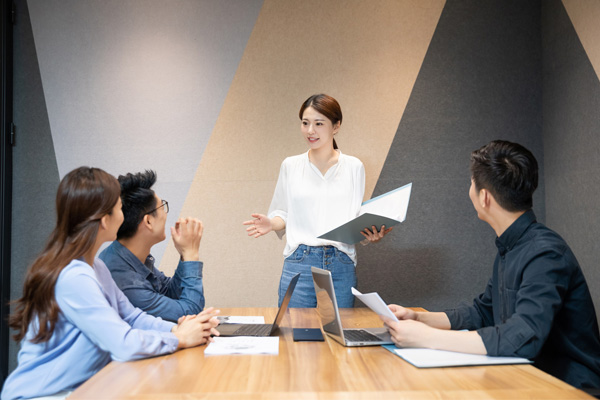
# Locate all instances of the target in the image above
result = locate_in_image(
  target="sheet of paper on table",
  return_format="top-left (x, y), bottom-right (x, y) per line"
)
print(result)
top-left (216, 316), bottom-right (265, 324)
top-left (205, 336), bottom-right (279, 355)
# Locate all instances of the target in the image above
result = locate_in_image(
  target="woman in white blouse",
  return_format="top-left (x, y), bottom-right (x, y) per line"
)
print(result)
top-left (244, 94), bottom-right (391, 308)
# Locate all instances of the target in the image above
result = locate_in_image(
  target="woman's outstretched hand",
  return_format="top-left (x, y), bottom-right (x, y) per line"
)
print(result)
top-left (243, 213), bottom-right (273, 238)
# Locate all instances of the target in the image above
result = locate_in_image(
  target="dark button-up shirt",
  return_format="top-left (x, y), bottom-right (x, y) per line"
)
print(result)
top-left (99, 241), bottom-right (205, 322)
top-left (445, 210), bottom-right (600, 389)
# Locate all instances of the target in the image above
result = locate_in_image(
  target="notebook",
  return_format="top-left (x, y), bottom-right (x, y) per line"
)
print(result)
top-left (311, 267), bottom-right (393, 346)
top-left (216, 273), bottom-right (300, 337)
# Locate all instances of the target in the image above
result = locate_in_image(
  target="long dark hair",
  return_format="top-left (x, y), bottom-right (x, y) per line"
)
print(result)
top-left (9, 167), bottom-right (121, 343)
top-left (299, 94), bottom-right (343, 150)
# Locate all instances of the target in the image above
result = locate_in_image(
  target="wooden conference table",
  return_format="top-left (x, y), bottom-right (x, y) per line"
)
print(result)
top-left (70, 307), bottom-right (592, 399)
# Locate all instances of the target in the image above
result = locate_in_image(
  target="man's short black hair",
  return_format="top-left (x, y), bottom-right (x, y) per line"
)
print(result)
top-left (116, 170), bottom-right (158, 240)
top-left (470, 140), bottom-right (538, 212)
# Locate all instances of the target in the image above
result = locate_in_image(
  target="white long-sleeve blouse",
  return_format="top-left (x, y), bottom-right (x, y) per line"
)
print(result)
top-left (268, 150), bottom-right (365, 264)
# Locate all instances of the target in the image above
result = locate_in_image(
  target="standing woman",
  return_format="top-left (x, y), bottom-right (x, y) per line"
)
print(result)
top-left (2, 167), bottom-right (219, 400)
top-left (244, 94), bottom-right (391, 308)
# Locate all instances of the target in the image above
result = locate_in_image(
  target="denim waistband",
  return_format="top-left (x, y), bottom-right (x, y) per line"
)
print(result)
top-left (296, 244), bottom-right (337, 254)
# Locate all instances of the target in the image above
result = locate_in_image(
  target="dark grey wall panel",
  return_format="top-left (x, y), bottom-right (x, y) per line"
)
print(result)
top-left (9, 0), bottom-right (60, 373)
top-left (542, 0), bottom-right (600, 323)
top-left (357, 1), bottom-right (544, 312)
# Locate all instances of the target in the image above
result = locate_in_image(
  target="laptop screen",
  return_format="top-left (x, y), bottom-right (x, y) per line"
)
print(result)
top-left (270, 272), bottom-right (300, 333)
top-left (311, 267), bottom-right (345, 342)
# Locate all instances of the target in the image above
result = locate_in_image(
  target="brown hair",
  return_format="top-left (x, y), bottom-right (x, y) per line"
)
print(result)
top-left (299, 94), bottom-right (343, 150)
top-left (9, 167), bottom-right (121, 343)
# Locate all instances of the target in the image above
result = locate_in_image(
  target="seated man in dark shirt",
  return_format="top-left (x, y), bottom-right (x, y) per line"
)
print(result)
top-left (383, 140), bottom-right (600, 389)
top-left (99, 170), bottom-right (205, 322)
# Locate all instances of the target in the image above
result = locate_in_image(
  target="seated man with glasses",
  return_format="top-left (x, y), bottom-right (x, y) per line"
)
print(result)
top-left (99, 170), bottom-right (205, 322)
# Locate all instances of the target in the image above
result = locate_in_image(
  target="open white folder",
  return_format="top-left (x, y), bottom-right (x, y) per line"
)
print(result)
top-left (318, 183), bottom-right (412, 244)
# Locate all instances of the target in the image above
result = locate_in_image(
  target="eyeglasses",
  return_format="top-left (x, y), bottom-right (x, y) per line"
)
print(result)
top-left (146, 199), bottom-right (169, 215)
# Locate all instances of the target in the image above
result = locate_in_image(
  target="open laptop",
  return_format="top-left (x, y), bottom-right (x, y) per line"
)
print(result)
top-left (216, 273), bottom-right (300, 336)
top-left (311, 267), bottom-right (393, 346)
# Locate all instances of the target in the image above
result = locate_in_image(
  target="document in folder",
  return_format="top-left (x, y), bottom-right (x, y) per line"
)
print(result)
top-left (318, 183), bottom-right (412, 244)
top-left (382, 345), bottom-right (532, 368)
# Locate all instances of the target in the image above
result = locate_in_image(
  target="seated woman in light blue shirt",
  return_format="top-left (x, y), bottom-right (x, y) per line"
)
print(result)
top-left (1, 167), bottom-right (220, 400)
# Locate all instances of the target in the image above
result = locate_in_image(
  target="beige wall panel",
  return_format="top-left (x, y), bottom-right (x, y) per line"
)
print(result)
top-left (162, 0), bottom-right (445, 307)
top-left (562, 0), bottom-right (600, 81)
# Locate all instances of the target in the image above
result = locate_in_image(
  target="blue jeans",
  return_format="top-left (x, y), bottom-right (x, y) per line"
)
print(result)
top-left (278, 244), bottom-right (356, 308)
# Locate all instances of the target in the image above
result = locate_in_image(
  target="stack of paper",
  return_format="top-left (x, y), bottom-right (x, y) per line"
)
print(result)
top-left (216, 316), bottom-right (265, 324)
top-left (204, 336), bottom-right (279, 356)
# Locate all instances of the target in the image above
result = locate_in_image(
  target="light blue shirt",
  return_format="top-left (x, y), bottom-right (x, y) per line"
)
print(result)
top-left (1, 258), bottom-right (178, 400)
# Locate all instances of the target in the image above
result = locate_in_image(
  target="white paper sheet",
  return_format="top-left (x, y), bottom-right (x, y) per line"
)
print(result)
top-left (216, 316), bottom-right (265, 324)
top-left (351, 287), bottom-right (399, 321)
top-left (205, 336), bottom-right (279, 355)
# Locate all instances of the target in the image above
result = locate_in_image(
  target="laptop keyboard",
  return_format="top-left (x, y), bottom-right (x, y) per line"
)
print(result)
top-left (343, 329), bottom-right (383, 342)
top-left (232, 324), bottom-right (272, 336)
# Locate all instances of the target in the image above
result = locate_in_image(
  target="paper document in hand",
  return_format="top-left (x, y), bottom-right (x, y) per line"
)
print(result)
top-left (382, 345), bottom-right (532, 368)
top-left (317, 183), bottom-right (412, 244)
top-left (351, 287), bottom-right (398, 322)
top-left (204, 336), bottom-right (279, 355)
